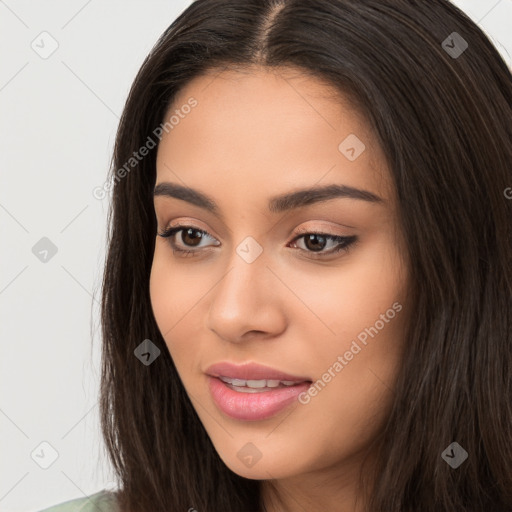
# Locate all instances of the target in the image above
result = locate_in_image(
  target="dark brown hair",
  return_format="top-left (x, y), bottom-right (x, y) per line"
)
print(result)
top-left (100, 1), bottom-right (512, 510)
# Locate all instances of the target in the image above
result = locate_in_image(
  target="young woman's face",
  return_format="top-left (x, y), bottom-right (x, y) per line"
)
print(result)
top-left (150, 66), bottom-right (408, 483)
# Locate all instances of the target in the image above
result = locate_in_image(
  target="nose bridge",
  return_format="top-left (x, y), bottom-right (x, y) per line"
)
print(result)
top-left (214, 235), bottom-right (268, 311)
top-left (207, 234), bottom-right (282, 340)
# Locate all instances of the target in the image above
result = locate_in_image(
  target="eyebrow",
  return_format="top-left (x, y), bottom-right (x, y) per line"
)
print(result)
top-left (153, 182), bottom-right (383, 217)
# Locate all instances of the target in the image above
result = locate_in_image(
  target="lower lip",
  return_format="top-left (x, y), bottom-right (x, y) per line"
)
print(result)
top-left (207, 376), bottom-right (311, 421)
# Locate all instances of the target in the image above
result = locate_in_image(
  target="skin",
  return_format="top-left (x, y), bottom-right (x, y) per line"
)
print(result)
top-left (149, 65), bottom-right (409, 512)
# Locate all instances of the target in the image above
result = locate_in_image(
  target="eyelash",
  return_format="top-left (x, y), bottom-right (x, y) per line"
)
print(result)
top-left (157, 224), bottom-right (358, 259)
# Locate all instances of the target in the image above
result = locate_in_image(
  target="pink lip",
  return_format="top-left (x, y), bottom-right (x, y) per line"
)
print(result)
top-left (207, 376), bottom-right (312, 421)
top-left (205, 361), bottom-right (311, 382)
top-left (205, 362), bottom-right (312, 421)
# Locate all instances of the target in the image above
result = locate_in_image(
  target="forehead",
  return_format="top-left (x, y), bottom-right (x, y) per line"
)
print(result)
top-left (155, 66), bottom-right (392, 204)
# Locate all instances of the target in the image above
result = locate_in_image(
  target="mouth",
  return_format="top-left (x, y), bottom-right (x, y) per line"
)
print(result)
top-left (205, 362), bottom-right (313, 421)
top-left (205, 361), bottom-right (312, 383)
top-left (216, 375), bottom-right (311, 393)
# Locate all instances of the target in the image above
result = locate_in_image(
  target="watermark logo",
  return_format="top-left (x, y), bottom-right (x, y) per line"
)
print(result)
top-left (441, 442), bottom-right (468, 469)
top-left (442, 32), bottom-right (468, 59)
top-left (236, 236), bottom-right (263, 264)
top-left (32, 237), bottom-right (58, 263)
top-left (237, 442), bottom-right (263, 468)
top-left (134, 339), bottom-right (161, 366)
top-left (338, 133), bottom-right (366, 161)
top-left (30, 441), bottom-right (59, 469)
top-left (31, 31), bottom-right (59, 59)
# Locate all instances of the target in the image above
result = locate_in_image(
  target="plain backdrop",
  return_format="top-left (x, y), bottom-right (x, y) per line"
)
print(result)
top-left (0, 1), bottom-right (510, 511)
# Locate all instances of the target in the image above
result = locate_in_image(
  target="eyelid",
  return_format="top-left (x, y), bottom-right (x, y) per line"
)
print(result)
top-left (158, 223), bottom-right (351, 241)
top-left (158, 223), bottom-right (218, 243)
top-left (158, 222), bottom-right (357, 258)
top-left (292, 225), bottom-right (351, 237)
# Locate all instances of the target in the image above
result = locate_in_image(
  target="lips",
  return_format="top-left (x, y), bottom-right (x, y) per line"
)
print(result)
top-left (205, 361), bottom-right (311, 383)
top-left (205, 362), bottom-right (313, 421)
top-left (207, 376), bottom-right (312, 421)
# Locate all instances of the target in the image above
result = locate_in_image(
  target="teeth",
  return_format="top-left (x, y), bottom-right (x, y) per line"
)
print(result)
top-left (218, 376), bottom-right (302, 388)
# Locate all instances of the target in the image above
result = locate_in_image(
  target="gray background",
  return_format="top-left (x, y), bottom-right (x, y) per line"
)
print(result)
top-left (0, 1), bottom-right (510, 510)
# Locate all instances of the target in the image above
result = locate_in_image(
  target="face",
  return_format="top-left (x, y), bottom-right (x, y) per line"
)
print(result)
top-left (150, 66), bottom-right (408, 484)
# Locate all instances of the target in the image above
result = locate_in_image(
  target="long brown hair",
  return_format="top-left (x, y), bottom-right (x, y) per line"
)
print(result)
top-left (100, 1), bottom-right (512, 510)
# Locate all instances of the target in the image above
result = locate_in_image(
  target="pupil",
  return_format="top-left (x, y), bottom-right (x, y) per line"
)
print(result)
top-left (305, 234), bottom-right (326, 252)
top-left (183, 228), bottom-right (202, 246)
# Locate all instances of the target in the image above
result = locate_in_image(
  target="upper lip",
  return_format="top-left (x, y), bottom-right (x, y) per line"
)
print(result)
top-left (206, 362), bottom-right (312, 382)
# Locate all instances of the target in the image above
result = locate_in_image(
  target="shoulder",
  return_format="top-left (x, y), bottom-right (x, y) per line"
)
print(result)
top-left (38, 490), bottom-right (119, 512)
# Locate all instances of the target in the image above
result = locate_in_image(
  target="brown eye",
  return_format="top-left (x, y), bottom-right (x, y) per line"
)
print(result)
top-left (179, 228), bottom-right (204, 247)
top-left (157, 224), bottom-right (220, 256)
top-left (290, 232), bottom-right (358, 258)
top-left (302, 234), bottom-right (328, 252)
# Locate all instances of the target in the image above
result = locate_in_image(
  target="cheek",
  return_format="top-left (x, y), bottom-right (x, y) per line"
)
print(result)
top-left (149, 245), bottom-right (203, 334)
top-left (332, 240), bottom-right (407, 391)
top-left (149, 246), bottom-right (210, 376)
top-left (149, 251), bottom-right (174, 335)
top-left (280, 233), bottom-right (406, 344)
top-left (291, 239), bottom-right (407, 442)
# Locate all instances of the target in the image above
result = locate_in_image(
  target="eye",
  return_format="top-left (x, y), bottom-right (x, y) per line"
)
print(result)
top-left (157, 224), bottom-right (219, 257)
top-left (289, 228), bottom-right (358, 258)
top-left (157, 224), bottom-right (358, 259)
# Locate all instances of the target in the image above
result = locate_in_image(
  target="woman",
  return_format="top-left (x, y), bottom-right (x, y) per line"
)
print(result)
top-left (40, 0), bottom-right (512, 511)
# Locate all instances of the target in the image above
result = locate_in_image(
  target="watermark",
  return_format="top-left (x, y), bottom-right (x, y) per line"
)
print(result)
top-left (441, 442), bottom-right (468, 469)
top-left (32, 237), bottom-right (58, 263)
top-left (298, 301), bottom-right (403, 405)
top-left (441, 32), bottom-right (468, 59)
top-left (31, 31), bottom-right (59, 59)
top-left (92, 97), bottom-right (198, 200)
top-left (236, 236), bottom-right (263, 263)
top-left (30, 441), bottom-right (59, 469)
top-left (504, 187), bottom-right (512, 200)
top-left (237, 442), bottom-right (263, 468)
top-left (134, 339), bottom-right (161, 366)
top-left (338, 133), bottom-right (366, 161)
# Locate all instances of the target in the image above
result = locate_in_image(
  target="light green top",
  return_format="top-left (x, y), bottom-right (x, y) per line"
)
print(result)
top-left (38, 490), bottom-right (119, 512)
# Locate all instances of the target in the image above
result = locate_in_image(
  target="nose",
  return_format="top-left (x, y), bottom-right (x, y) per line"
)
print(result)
top-left (206, 249), bottom-right (287, 344)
